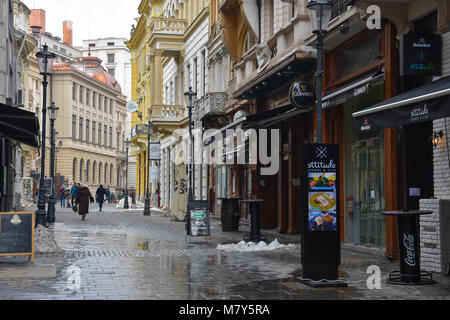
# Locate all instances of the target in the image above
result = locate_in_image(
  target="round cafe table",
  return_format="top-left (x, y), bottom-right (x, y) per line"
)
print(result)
top-left (382, 210), bottom-right (435, 285)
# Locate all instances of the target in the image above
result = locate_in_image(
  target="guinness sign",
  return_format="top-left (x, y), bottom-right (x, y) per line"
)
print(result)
top-left (289, 81), bottom-right (315, 109)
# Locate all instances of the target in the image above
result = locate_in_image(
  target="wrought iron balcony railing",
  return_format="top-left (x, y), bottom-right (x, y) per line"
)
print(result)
top-left (194, 92), bottom-right (228, 121)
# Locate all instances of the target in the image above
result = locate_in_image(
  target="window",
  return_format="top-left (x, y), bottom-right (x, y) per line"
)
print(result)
top-left (60, 47), bottom-right (66, 54)
top-left (93, 162), bottom-right (97, 183)
top-left (99, 163), bottom-right (103, 183)
top-left (110, 164), bottom-right (113, 185)
top-left (109, 127), bottom-right (112, 147)
top-left (104, 125), bottom-right (107, 146)
top-left (108, 54), bottom-right (115, 63)
top-left (104, 97), bottom-right (107, 112)
top-left (92, 121), bottom-right (96, 144)
top-left (202, 50), bottom-right (206, 96)
top-left (98, 94), bottom-right (102, 110)
top-left (340, 32), bottom-right (379, 77)
top-left (117, 133), bottom-right (120, 151)
top-left (86, 89), bottom-right (90, 106)
top-left (89, 43), bottom-right (96, 47)
top-left (86, 120), bottom-right (90, 143)
top-left (98, 123), bottom-right (102, 145)
top-left (93, 92), bottom-right (96, 108)
top-left (186, 64), bottom-right (191, 89)
top-left (79, 118), bottom-right (83, 140)
top-left (110, 100), bottom-right (113, 114)
top-left (73, 158), bottom-right (77, 182)
top-left (107, 42), bottom-right (115, 46)
top-left (72, 83), bottom-right (76, 100)
top-left (108, 68), bottom-right (115, 76)
top-left (79, 159), bottom-right (84, 182)
top-left (72, 115), bottom-right (76, 138)
top-left (104, 163), bottom-right (108, 183)
top-left (193, 58), bottom-right (198, 92)
top-left (86, 161), bottom-right (90, 182)
top-left (79, 86), bottom-right (83, 103)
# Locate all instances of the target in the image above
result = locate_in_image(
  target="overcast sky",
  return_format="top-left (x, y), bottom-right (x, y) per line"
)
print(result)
top-left (22, 0), bottom-right (142, 47)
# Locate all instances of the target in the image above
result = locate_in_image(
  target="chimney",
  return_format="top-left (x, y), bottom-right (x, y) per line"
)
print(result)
top-left (29, 9), bottom-right (45, 34)
top-left (63, 20), bottom-right (73, 47)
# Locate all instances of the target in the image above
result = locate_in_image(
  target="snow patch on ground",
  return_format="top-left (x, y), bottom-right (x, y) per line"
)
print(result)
top-left (115, 197), bottom-right (145, 209)
top-left (217, 239), bottom-right (296, 252)
top-left (34, 225), bottom-right (60, 253)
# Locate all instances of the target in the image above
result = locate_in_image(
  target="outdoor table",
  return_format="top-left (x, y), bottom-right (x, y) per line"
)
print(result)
top-left (218, 197), bottom-right (243, 232)
top-left (242, 199), bottom-right (267, 242)
top-left (382, 210), bottom-right (435, 285)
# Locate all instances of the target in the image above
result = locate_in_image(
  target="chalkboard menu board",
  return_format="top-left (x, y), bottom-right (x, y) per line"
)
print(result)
top-left (0, 212), bottom-right (34, 262)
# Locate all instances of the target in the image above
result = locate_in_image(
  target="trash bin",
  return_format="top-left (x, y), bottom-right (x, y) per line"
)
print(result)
top-left (219, 197), bottom-right (242, 231)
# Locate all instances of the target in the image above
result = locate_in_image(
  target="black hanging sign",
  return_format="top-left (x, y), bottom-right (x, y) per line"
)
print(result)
top-left (289, 81), bottom-right (315, 109)
top-left (300, 144), bottom-right (342, 284)
top-left (400, 34), bottom-right (442, 76)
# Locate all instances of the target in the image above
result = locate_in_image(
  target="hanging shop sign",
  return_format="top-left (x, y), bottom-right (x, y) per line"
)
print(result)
top-left (149, 142), bottom-right (161, 161)
top-left (300, 144), bottom-right (341, 283)
top-left (187, 200), bottom-right (210, 237)
top-left (400, 34), bottom-right (442, 76)
top-left (289, 81), bottom-right (315, 109)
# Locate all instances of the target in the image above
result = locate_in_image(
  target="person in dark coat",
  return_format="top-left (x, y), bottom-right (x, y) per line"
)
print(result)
top-left (76, 185), bottom-right (94, 220)
top-left (96, 184), bottom-right (107, 212)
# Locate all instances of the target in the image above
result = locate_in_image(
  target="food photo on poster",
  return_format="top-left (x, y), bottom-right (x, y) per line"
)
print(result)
top-left (308, 172), bottom-right (337, 232)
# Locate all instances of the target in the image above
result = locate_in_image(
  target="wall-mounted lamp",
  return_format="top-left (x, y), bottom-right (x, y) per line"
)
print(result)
top-left (432, 131), bottom-right (444, 148)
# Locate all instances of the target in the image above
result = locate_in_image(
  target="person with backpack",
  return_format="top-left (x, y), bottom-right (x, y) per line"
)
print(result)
top-left (70, 182), bottom-right (79, 207)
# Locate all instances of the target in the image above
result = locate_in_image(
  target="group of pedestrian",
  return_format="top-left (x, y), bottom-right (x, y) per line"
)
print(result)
top-left (57, 182), bottom-right (113, 221)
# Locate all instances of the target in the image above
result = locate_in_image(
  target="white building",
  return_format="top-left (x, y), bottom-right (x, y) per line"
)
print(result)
top-left (81, 37), bottom-right (136, 188)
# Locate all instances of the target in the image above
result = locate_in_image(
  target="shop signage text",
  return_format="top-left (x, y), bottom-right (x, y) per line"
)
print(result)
top-left (400, 34), bottom-right (441, 76)
top-left (289, 81), bottom-right (315, 109)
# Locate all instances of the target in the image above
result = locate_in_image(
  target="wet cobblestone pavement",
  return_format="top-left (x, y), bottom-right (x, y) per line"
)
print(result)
top-left (0, 204), bottom-right (449, 300)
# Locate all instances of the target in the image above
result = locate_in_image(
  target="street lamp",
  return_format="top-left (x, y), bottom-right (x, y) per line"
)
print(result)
top-left (47, 103), bottom-right (59, 224)
top-left (35, 44), bottom-right (56, 228)
top-left (124, 139), bottom-right (130, 209)
top-left (307, 0), bottom-right (332, 143)
top-left (184, 87), bottom-right (197, 232)
top-left (143, 121), bottom-right (153, 216)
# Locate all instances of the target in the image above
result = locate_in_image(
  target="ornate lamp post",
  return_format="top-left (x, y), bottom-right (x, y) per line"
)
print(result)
top-left (307, 0), bottom-right (332, 143)
top-left (184, 87), bottom-right (197, 232)
top-left (47, 103), bottom-right (59, 224)
top-left (35, 44), bottom-right (56, 228)
top-left (124, 138), bottom-right (130, 209)
top-left (143, 121), bottom-right (153, 216)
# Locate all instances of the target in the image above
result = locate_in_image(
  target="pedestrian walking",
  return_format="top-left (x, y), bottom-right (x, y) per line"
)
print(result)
top-left (70, 182), bottom-right (79, 207)
top-left (65, 189), bottom-right (71, 208)
top-left (59, 186), bottom-right (65, 207)
top-left (76, 185), bottom-right (94, 221)
top-left (105, 186), bottom-right (111, 204)
top-left (96, 184), bottom-right (107, 212)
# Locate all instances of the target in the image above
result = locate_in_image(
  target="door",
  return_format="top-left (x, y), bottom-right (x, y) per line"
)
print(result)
top-left (352, 135), bottom-right (386, 248)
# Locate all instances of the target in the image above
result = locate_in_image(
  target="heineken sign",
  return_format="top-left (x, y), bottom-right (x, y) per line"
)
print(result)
top-left (289, 81), bottom-right (315, 109)
top-left (400, 34), bottom-right (441, 76)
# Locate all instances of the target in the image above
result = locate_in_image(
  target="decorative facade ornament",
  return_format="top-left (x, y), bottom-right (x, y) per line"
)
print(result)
top-left (256, 41), bottom-right (271, 73)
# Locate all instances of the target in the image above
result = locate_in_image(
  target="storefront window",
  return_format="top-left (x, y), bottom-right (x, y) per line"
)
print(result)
top-left (340, 33), bottom-right (379, 77)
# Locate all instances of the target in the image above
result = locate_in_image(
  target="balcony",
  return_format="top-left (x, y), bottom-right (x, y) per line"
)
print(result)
top-left (331, 0), bottom-right (357, 20)
top-left (150, 17), bottom-right (187, 35)
top-left (194, 92), bottom-right (228, 122)
top-left (148, 105), bottom-right (185, 121)
top-left (131, 124), bottom-right (149, 139)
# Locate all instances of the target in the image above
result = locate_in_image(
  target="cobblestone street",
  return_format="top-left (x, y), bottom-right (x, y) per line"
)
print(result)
top-left (0, 204), bottom-right (449, 300)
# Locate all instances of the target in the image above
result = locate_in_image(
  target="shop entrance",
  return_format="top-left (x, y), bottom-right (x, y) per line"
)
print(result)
top-left (352, 135), bottom-right (386, 248)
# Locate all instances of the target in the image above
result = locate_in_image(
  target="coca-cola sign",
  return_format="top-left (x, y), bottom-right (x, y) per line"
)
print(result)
top-left (403, 233), bottom-right (416, 267)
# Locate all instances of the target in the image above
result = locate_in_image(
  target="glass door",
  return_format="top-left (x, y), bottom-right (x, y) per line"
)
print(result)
top-left (352, 136), bottom-right (386, 248)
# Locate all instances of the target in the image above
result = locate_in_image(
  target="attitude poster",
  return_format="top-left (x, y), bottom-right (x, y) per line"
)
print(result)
top-left (308, 172), bottom-right (337, 232)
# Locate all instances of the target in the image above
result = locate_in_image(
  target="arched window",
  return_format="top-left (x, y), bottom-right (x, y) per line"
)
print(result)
top-left (73, 158), bottom-right (77, 182)
top-left (79, 159), bottom-right (84, 182)
top-left (86, 160), bottom-right (90, 183)
top-left (110, 164), bottom-right (114, 185)
top-left (93, 161), bottom-right (97, 184)
top-left (242, 30), bottom-right (256, 56)
top-left (99, 162), bottom-right (103, 184)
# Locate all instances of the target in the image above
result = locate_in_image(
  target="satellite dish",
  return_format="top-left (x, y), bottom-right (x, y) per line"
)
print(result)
top-left (126, 100), bottom-right (138, 113)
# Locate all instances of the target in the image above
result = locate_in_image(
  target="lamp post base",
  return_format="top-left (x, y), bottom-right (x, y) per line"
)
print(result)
top-left (47, 196), bottom-right (56, 223)
top-left (124, 191), bottom-right (129, 209)
top-left (143, 197), bottom-right (151, 216)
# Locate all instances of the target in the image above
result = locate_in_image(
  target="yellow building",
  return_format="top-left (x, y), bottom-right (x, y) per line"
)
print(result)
top-left (127, 0), bottom-right (209, 201)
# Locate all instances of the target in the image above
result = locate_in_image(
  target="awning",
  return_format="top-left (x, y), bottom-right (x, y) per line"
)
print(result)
top-left (322, 71), bottom-right (385, 109)
top-left (352, 76), bottom-right (450, 133)
top-left (243, 104), bottom-right (312, 128)
top-left (0, 103), bottom-right (40, 147)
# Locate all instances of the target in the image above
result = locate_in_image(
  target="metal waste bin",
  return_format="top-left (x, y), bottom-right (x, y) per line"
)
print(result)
top-left (219, 197), bottom-right (242, 231)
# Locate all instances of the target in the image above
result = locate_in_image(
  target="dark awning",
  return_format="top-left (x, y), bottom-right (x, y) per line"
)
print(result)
top-left (0, 103), bottom-right (40, 147)
top-left (353, 76), bottom-right (450, 133)
top-left (243, 104), bottom-right (312, 128)
top-left (323, 71), bottom-right (385, 109)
